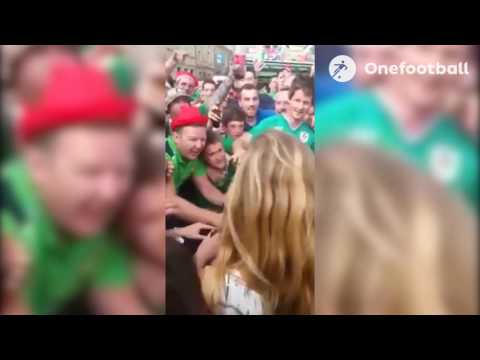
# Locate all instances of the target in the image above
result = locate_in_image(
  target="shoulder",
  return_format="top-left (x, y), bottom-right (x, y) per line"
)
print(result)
top-left (316, 90), bottom-right (376, 120)
top-left (260, 114), bottom-right (282, 126)
top-left (258, 108), bottom-right (276, 119)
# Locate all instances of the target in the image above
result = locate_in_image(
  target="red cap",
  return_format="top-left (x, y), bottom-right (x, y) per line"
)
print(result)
top-left (18, 58), bottom-right (136, 143)
top-left (176, 71), bottom-right (198, 88)
top-left (170, 105), bottom-right (207, 131)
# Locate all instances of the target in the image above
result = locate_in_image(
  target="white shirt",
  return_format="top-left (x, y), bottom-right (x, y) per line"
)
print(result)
top-left (219, 271), bottom-right (265, 315)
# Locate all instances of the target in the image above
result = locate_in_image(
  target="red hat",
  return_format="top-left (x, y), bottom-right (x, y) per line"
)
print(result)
top-left (18, 58), bottom-right (136, 143)
top-left (170, 105), bottom-right (207, 131)
top-left (176, 71), bottom-right (198, 88)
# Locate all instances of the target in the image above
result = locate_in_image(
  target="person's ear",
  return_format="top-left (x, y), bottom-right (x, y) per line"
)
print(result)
top-left (173, 130), bottom-right (180, 142)
top-left (23, 144), bottom-right (50, 186)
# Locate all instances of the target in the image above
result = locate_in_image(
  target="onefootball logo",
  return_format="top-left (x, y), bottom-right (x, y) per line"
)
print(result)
top-left (329, 55), bottom-right (469, 83)
top-left (329, 55), bottom-right (356, 82)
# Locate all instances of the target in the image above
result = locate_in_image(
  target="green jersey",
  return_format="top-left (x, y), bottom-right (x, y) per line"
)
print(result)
top-left (250, 114), bottom-right (315, 151)
top-left (223, 135), bottom-right (234, 155)
top-left (315, 90), bottom-right (479, 211)
top-left (166, 136), bottom-right (205, 191)
top-left (0, 159), bottom-right (133, 314)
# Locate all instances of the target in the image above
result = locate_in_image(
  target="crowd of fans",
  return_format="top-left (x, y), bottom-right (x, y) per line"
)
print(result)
top-left (164, 49), bottom-right (315, 314)
top-left (1, 45), bottom-right (477, 315)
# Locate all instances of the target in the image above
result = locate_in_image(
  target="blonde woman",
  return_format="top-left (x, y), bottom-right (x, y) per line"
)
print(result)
top-left (315, 143), bottom-right (477, 315)
top-left (200, 131), bottom-right (314, 315)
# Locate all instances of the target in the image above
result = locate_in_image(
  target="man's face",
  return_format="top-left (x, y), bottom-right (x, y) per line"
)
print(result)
top-left (393, 45), bottom-right (471, 111)
top-left (239, 89), bottom-right (259, 118)
top-left (226, 120), bottom-right (245, 140)
top-left (176, 75), bottom-right (195, 95)
top-left (352, 45), bottom-right (394, 87)
top-left (269, 77), bottom-right (278, 93)
top-left (201, 83), bottom-right (216, 102)
top-left (169, 99), bottom-right (191, 119)
top-left (275, 90), bottom-right (290, 114)
top-left (125, 180), bottom-right (165, 262)
top-left (203, 142), bottom-right (227, 171)
top-left (243, 71), bottom-right (257, 86)
top-left (27, 125), bottom-right (134, 237)
top-left (287, 89), bottom-right (312, 122)
top-left (174, 126), bottom-right (207, 160)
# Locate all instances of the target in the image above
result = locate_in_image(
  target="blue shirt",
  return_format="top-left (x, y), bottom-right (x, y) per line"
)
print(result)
top-left (245, 108), bottom-right (276, 131)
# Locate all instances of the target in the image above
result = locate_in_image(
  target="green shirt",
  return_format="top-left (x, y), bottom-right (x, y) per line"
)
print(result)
top-left (315, 90), bottom-right (479, 211)
top-left (0, 159), bottom-right (133, 314)
top-left (223, 135), bottom-right (234, 155)
top-left (191, 161), bottom-right (236, 211)
top-left (199, 103), bottom-right (209, 116)
top-left (166, 136), bottom-right (205, 191)
top-left (250, 114), bottom-right (315, 151)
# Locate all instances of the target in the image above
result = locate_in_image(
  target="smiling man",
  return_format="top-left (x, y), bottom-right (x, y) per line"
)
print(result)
top-left (237, 84), bottom-right (275, 131)
top-left (165, 105), bottom-right (225, 227)
top-left (1, 59), bottom-right (150, 315)
top-left (233, 75), bottom-right (315, 156)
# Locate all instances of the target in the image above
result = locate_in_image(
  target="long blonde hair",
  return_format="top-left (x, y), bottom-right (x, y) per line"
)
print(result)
top-left (202, 131), bottom-right (314, 314)
top-left (315, 144), bottom-right (477, 315)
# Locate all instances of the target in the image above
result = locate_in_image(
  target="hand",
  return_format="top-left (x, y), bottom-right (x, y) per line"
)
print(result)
top-left (230, 149), bottom-right (245, 167)
top-left (208, 105), bottom-right (222, 125)
top-left (254, 59), bottom-right (265, 75)
top-left (175, 223), bottom-right (215, 241)
top-left (1, 236), bottom-right (30, 295)
top-left (172, 49), bottom-right (188, 64)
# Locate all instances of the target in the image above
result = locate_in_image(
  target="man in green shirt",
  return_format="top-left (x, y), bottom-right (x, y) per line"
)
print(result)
top-left (316, 45), bottom-right (477, 211)
top-left (233, 75), bottom-right (315, 156)
top-left (165, 105), bottom-right (224, 227)
top-left (191, 131), bottom-right (236, 211)
top-left (1, 59), bottom-right (149, 315)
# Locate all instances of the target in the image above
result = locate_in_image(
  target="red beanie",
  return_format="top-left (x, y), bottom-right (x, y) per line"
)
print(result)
top-left (176, 71), bottom-right (198, 88)
top-left (171, 105), bottom-right (207, 131)
top-left (18, 58), bottom-right (136, 143)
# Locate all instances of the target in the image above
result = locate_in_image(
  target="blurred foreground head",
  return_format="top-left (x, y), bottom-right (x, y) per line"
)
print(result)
top-left (315, 144), bottom-right (477, 315)
top-left (203, 131), bottom-right (315, 314)
top-left (124, 130), bottom-right (165, 262)
top-left (19, 60), bottom-right (136, 237)
top-left (3, 45), bottom-right (78, 103)
top-left (385, 45), bottom-right (472, 114)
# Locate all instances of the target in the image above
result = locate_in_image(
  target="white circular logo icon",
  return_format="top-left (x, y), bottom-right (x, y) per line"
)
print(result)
top-left (329, 55), bottom-right (356, 82)
top-left (429, 144), bottom-right (460, 183)
top-left (300, 131), bottom-right (309, 143)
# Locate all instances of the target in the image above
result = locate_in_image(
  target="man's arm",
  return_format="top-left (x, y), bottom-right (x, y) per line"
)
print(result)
top-left (1, 234), bottom-right (32, 314)
top-left (165, 165), bottom-right (222, 227)
top-left (192, 176), bottom-right (225, 207)
top-left (89, 286), bottom-right (151, 315)
top-left (170, 195), bottom-right (222, 228)
top-left (164, 50), bottom-right (188, 76)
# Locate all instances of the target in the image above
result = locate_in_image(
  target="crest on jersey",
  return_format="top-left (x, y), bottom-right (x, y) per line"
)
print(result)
top-left (429, 144), bottom-right (461, 183)
top-left (300, 131), bottom-right (309, 143)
